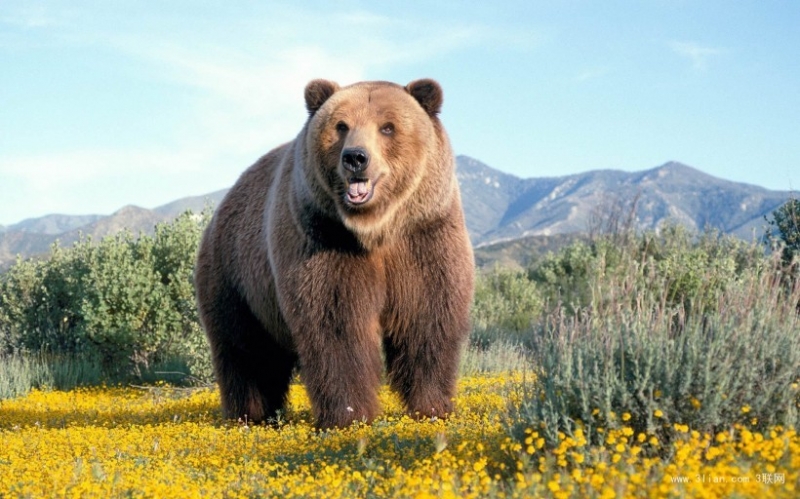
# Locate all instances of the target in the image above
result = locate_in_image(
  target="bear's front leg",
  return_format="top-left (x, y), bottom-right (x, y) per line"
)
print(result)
top-left (280, 252), bottom-right (386, 429)
top-left (383, 321), bottom-right (467, 420)
top-left (383, 223), bottom-right (474, 420)
top-left (296, 320), bottom-right (383, 429)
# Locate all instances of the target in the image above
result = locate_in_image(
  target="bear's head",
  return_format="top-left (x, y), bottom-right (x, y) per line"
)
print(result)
top-left (301, 79), bottom-right (454, 247)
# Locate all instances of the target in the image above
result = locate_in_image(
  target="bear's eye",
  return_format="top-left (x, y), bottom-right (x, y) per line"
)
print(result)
top-left (380, 123), bottom-right (395, 136)
top-left (336, 122), bottom-right (349, 133)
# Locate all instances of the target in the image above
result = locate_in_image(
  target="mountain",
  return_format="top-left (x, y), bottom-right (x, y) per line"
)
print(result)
top-left (457, 158), bottom-right (789, 245)
top-left (0, 157), bottom-right (793, 268)
top-left (62, 205), bottom-right (166, 241)
top-left (152, 189), bottom-right (229, 218)
top-left (5, 213), bottom-right (104, 235)
top-left (0, 201), bottom-right (222, 269)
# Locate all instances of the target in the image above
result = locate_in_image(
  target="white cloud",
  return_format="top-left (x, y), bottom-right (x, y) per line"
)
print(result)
top-left (575, 66), bottom-right (610, 83)
top-left (0, 2), bottom-right (532, 223)
top-left (1, 148), bottom-right (206, 189)
top-left (0, 147), bottom-right (216, 221)
top-left (669, 41), bottom-right (724, 70)
top-left (0, 4), bottom-right (59, 29)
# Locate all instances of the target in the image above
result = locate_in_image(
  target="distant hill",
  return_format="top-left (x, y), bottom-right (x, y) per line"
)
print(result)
top-left (0, 157), bottom-right (793, 268)
top-left (458, 158), bottom-right (788, 245)
top-left (5, 213), bottom-right (104, 235)
top-left (473, 233), bottom-right (586, 270)
top-left (152, 189), bottom-right (228, 218)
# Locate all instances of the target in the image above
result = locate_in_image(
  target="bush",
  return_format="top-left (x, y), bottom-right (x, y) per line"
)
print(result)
top-left (527, 240), bottom-right (596, 314)
top-left (507, 232), bottom-right (800, 453)
top-left (0, 209), bottom-right (212, 387)
top-left (0, 351), bottom-right (104, 399)
top-left (471, 267), bottom-right (544, 346)
top-left (526, 224), bottom-right (764, 317)
top-left (766, 197), bottom-right (800, 265)
top-left (459, 340), bottom-right (533, 376)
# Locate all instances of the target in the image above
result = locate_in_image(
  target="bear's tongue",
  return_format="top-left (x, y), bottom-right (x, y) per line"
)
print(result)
top-left (346, 179), bottom-right (372, 204)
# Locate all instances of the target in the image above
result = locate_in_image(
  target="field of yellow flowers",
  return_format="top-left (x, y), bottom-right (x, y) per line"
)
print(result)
top-left (0, 374), bottom-right (797, 499)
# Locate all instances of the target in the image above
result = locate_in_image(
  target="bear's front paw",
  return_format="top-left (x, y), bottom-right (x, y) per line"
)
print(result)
top-left (408, 399), bottom-right (454, 421)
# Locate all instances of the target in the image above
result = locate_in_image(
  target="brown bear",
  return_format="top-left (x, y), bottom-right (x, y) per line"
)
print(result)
top-left (194, 78), bottom-right (474, 429)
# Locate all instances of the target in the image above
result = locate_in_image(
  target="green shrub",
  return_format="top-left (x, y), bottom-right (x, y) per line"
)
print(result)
top-left (471, 267), bottom-right (543, 346)
top-left (508, 239), bottom-right (800, 453)
top-left (0, 352), bottom-right (48, 400)
top-left (526, 224), bottom-right (765, 318)
top-left (766, 197), bottom-right (800, 265)
top-left (0, 244), bottom-right (89, 355)
top-left (460, 341), bottom-right (533, 375)
top-left (0, 351), bottom-right (104, 399)
top-left (0, 209), bottom-right (212, 388)
top-left (646, 225), bottom-right (764, 314)
top-left (527, 240), bottom-right (596, 314)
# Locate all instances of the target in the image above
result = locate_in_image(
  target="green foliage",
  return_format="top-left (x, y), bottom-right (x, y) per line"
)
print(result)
top-left (0, 209), bottom-right (212, 388)
top-left (520, 274), bottom-right (799, 444)
top-left (502, 228), bottom-right (800, 452)
top-left (526, 224), bottom-right (762, 317)
top-left (527, 240), bottom-right (599, 314)
top-left (459, 340), bottom-right (533, 376)
top-left (0, 352), bottom-right (49, 400)
top-left (472, 267), bottom-right (544, 344)
top-left (0, 352), bottom-right (104, 399)
top-left (766, 197), bottom-right (800, 265)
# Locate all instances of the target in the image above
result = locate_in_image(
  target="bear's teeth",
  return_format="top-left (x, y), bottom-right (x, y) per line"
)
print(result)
top-left (348, 179), bottom-right (371, 198)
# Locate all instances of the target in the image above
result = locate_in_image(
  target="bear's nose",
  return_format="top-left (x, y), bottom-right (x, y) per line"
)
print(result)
top-left (342, 147), bottom-right (369, 173)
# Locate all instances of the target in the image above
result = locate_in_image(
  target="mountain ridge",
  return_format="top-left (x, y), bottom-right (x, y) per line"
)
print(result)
top-left (0, 157), bottom-right (793, 267)
top-left (457, 157), bottom-right (788, 245)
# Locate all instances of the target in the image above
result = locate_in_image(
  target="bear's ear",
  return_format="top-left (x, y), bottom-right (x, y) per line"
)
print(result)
top-left (305, 79), bottom-right (339, 115)
top-left (406, 79), bottom-right (443, 116)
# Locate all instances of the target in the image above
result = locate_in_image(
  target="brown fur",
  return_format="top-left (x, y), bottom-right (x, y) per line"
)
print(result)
top-left (195, 79), bottom-right (474, 429)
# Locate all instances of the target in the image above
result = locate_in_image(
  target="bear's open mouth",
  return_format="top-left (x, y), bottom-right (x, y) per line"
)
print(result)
top-left (345, 178), bottom-right (375, 205)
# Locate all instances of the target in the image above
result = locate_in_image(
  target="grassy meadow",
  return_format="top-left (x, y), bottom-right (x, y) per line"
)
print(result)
top-left (1, 212), bottom-right (800, 497)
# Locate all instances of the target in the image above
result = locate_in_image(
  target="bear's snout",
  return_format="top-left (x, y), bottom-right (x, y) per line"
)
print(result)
top-left (341, 147), bottom-right (376, 206)
top-left (341, 147), bottom-right (370, 174)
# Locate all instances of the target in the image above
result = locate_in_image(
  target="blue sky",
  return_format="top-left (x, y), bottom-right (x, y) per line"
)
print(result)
top-left (1, 1), bottom-right (798, 226)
